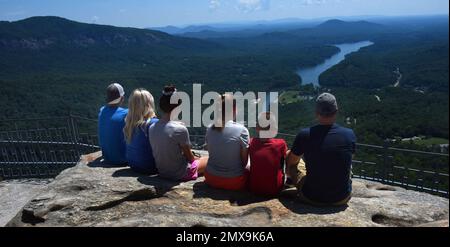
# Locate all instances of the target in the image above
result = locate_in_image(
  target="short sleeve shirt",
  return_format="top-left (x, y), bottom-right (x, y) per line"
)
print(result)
top-left (148, 119), bottom-right (192, 180)
top-left (98, 106), bottom-right (128, 165)
top-left (291, 124), bottom-right (356, 203)
top-left (206, 121), bottom-right (250, 178)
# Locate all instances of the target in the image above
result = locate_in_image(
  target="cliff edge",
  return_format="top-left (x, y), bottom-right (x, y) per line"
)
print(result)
top-left (5, 152), bottom-right (449, 227)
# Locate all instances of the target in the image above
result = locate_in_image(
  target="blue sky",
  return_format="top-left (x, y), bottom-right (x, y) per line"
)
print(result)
top-left (0, 0), bottom-right (448, 27)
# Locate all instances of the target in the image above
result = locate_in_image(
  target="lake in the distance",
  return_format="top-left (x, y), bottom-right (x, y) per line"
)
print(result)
top-left (297, 40), bottom-right (374, 86)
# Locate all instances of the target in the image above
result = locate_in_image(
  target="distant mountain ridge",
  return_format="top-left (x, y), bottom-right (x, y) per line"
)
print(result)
top-left (173, 19), bottom-right (387, 40)
top-left (151, 18), bottom-right (321, 36)
top-left (0, 16), bottom-right (217, 51)
top-left (315, 19), bottom-right (385, 31)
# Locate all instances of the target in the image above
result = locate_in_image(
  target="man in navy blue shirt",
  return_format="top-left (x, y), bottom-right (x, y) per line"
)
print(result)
top-left (98, 83), bottom-right (128, 166)
top-left (287, 93), bottom-right (356, 206)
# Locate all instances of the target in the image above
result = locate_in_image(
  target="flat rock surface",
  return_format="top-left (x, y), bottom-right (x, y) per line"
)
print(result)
top-left (5, 152), bottom-right (449, 227)
top-left (0, 179), bottom-right (52, 227)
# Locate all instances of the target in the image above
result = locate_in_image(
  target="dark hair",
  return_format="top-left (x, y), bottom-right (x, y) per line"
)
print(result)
top-left (159, 85), bottom-right (181, 113)
top-left (213, 94), bottom-right (237, 132)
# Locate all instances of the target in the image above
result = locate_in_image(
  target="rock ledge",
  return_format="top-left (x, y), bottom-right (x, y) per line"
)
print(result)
top-left (6, 152), bottom-right (449, 227)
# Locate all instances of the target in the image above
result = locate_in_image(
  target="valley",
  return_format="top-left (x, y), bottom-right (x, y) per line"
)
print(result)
top-left (0, 15), bottom-right (448, 152)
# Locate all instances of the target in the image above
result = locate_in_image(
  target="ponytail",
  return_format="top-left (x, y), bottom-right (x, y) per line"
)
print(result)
top-left (159, 85), bottom-right (180, 114)
top-left (213, 94), bottom-right (236, 132)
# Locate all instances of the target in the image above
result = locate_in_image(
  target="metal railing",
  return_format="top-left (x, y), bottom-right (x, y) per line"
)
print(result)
top-left (277, 132), bottom-right (449, 197)
top-left (0, 116), bottom-right (448, 197)
top-left (0, 115), bottom-right (99, 179)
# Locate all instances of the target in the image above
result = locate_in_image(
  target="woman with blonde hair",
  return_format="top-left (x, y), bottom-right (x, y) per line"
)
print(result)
top-left (124, 88), bottom-right (159, 174)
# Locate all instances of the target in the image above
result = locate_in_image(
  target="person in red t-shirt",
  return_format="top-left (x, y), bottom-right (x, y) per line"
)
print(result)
top-left (249, 112), bottom-right (288, 196)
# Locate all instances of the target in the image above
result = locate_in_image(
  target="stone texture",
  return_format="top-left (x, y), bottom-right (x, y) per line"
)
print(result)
top-left (5, 152), bottom-right (449, 227)
top-left (0, 179), bottom-right (51, 227)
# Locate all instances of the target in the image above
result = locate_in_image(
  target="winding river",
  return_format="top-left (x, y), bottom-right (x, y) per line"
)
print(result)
top-left (297, 40), bottom-right (374, 86)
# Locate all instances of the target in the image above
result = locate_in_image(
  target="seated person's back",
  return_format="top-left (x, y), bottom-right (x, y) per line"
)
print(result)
top-left (206, 121), bottom-right (249, 178)
top-left (249, 138), bottom-right (287, 196)
top-left (204, 94), bottom-right (250, 191)
top-left (98, 83), bottom-right (128, 165)
top-left (149, 119), bottom-right (191, 180)
top-left (126, 118), bottom-right (159, 173)
top-left (148, 85), bottom-right (205, 182)
top-left (124, 88), bottom-right (159, 174)
top-left (293, 123), bottom-right (356, 203)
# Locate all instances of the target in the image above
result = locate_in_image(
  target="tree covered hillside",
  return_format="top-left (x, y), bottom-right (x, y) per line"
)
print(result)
top-left (0, 16), bottom-right (337, 119)
top-left (0, 16), bottom-right (448, 149)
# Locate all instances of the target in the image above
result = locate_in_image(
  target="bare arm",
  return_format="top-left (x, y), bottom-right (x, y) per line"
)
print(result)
top-left (181, 144), bottom-right (197, 163)
top-left (286, 150), bottom-right (301, 168)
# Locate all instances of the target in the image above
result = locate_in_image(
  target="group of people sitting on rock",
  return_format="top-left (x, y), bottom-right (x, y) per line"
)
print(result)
top-left (98, 83), bottom-right (356, 206)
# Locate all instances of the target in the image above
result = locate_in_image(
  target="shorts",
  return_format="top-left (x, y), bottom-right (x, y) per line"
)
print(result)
top-left (204, 170), bottom-right (249, 191)
top-left (181, 160), bottom-right (200, 181)
top-left (296, 176), bottom-right (352, 207)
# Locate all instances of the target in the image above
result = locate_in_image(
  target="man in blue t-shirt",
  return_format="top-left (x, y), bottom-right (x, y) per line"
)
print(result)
top-left (98, 83), bottom-right (128, 166)
top-left (286, 93), bottom-right (356, 206)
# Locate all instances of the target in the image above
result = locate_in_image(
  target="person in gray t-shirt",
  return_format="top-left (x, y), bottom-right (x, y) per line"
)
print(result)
top-left (206, 121), bottom-right (250, 178)
top-left (205, 94), bottom-right (250, 191)
top-left (149, 119), bottom-right (192, 180)
top-left (149, 86), bottom-right (208, 181)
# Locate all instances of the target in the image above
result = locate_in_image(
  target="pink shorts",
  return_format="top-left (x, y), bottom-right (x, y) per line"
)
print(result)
top-left (182, 160), bottom-right (199, 181)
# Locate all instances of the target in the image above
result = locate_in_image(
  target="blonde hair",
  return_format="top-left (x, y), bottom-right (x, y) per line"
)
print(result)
top-left (124, 88), bottom-right (156, 143)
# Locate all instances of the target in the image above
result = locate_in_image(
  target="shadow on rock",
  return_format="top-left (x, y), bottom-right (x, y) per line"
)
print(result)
top-left (112, 168), bottom-right (143, 178)
top-left (111, 168), bottom-right (181, 196)
top-left (192, 182), bottom-right (274, 206)
top-left (87, 157), bottom-right (128, 168)
top-left (137, 176), bottom-right (181, 195)
top-left (278, 189), bottom-right (349, 215)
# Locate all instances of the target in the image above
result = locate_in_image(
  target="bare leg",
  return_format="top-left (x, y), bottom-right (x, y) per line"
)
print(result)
top-left (286, 162), bottom-right (301, 186)
top-left (196, 156), bottom-right (208, 175)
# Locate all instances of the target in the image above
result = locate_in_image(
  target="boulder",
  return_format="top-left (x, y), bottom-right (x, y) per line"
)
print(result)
top-left (0, 179), bottom-right (51, 227)
top-left (5, 152), bottom-right (449, 227)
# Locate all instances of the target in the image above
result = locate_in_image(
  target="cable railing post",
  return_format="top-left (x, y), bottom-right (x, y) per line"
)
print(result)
top-left (432, 163), bottom-right (440, 194)
top-left (69, 114), bottom-right (81, 159)
top-left (382, 139), bottom-right (389, 184)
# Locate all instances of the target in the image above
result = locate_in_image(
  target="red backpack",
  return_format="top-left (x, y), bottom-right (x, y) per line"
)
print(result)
top-left (249, 138), bottom-right (287, 196)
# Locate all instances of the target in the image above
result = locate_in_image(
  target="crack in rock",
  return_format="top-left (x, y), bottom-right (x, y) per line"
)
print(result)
top-left (206, 206), bottom-right (273, 221)
top-left (371, 214), bottom-right (426, 227)
top-left (21, 209), bottom-right (46, 225)
top-left (366, 184), bottom-right (397, 191)
top-left (85, 188), bottom-right (160, 211)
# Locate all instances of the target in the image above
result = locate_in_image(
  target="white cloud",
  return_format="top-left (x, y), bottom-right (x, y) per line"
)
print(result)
top-left (208, 0), bottom-right (271, 13)
top-left (237, 0), bottom-right (270, 13)
top-left (92, 16), bottom-right (100, 24)
top-left (299, 0), bottom-right (342, 6)
top-left (209, 0), bottom-right (221, 11)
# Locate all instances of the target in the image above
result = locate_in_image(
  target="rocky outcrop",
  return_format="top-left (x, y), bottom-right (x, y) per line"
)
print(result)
top-left (0, 179), bottom-right (51, 227)
top-left (5, 152), bottom-right (449, 227)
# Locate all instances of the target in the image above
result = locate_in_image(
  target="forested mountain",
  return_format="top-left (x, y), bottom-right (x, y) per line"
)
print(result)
top-left (152, 18), bottom-right (320, 36)
top-left (292, 19), bottom-right (387, 39)
top-left (0, 16), bottom-right (337, 119)
top-left (0, 16), bottom-right (221, 79)
top-left (0, 16), bottom-right (217, 50)
top-left (320, 19), bottom-right (449, 91)
top-left (0, 15), bottom-right (448, 148)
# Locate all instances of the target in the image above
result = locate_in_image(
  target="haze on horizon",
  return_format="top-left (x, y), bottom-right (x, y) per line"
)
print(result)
top-left (0, 0), bottom-right (448, 28)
